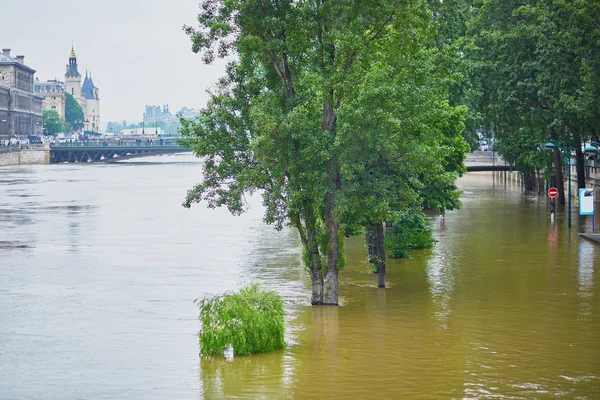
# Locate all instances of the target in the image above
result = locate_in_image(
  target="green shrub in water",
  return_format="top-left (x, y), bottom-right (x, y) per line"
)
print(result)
top-left (196, 284), bottom-right (285, 356)
top-left (386, 211), bottom-right (436, 258)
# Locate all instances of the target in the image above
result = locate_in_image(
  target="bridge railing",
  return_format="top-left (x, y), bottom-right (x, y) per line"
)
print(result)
top-left (464, 151), bottom-right (507, 165)
top-left (50, 140), bottom-right (184, 148)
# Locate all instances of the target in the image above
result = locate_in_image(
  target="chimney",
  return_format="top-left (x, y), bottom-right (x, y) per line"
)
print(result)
top-left (16, 55), bottom-right (24, 64)
top-left (2, 48), bottom-right (10, 57)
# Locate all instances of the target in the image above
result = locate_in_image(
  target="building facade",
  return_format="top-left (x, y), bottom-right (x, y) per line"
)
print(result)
top-left (34, 79), bottom-right (66, 119)
top-left (144, 104), bottom-right (173, 122)
top-left (64, 47), bottom-right (100, 133)
top-left (0, 48), bottom-right (43, 141)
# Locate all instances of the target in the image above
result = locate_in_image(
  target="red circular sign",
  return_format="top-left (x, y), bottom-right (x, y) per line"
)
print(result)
top-left (548, 187), bottom-right (559, 199)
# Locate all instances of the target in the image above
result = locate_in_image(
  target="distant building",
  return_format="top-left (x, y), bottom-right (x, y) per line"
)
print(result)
top-left (119, 127), bottom-right (164, 136)
top-left (144, 104), bottom-right (174, 122)
top-left (34, 79), bottom-right (66, 119)
top-left (0, 48), bottom-right (43, 140)
top-left (178, 107), bottom-right (199, 119)
top-left (143, 104), bottom-right (198, 123)
top-left (64, 46), bottom-right (100, 133)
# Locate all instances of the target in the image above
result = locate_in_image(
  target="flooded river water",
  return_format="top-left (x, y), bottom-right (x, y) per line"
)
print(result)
top-left (1, 155), bottom-right (599, 399)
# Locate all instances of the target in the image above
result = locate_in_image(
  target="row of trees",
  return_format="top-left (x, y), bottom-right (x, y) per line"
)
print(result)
top-left (436, 0), bottom-right (600, 201)
top-left (180, 0), bottom-right (469, 305)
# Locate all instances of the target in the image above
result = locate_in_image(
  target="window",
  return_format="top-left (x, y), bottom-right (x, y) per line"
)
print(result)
top-left (51, 106), bottom-right (56, 110)
top-left (52, 97), bottom-right (56, 100)
top-left (71, 88), bottom-right (74, 95)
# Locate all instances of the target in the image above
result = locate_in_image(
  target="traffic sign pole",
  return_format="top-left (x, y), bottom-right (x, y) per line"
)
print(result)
top-left (548, 187), bottom-right (559, 220)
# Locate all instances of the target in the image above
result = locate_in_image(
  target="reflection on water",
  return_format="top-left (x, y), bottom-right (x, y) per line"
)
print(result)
top-left (427, 217), bottom-right (455, 331)
top-left (1, 164), bottom-right (600, 399)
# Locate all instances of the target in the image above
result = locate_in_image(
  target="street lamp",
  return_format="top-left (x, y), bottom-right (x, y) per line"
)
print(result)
top-left (545, 138), bottom-right (571, 229)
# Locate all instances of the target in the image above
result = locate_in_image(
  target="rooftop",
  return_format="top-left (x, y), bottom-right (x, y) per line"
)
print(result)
top-left (0, 48), bottom-right (36, 73)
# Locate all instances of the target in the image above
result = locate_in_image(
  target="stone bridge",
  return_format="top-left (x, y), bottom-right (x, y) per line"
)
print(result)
top-left (464, 152), bottom-right (510, 172)
top-left (49, 140), bottom-right (191, 163)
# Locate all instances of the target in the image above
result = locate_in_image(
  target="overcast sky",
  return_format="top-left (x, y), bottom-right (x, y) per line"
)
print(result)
top-left (1, 0), bottom-right (228, 125)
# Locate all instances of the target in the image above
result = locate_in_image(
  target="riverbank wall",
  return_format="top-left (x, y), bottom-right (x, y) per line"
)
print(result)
top-left (0, 145), bottom-right (50, 166)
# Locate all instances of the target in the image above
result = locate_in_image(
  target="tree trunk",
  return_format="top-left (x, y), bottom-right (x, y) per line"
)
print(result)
top-left (323, 189), bottom-right (339, 305)
top-left (366, 226), bottom-right (377, 274)
top-left (366, 223), bottom-right (386, 286)
top-left (375, 222), bottom-right (386, 288)
top-left (303, 203), bottom-right (326, 305)
top-left (310, 261), bottom-right (324, 305)
top-left (524, 173), bottom-right (534, 191)
top-left (554, 148), bottom-right (565, 205)
top-left (322, 100), bottom-right (340, 306)
top-left (575, 139), bottom-right (586, 189)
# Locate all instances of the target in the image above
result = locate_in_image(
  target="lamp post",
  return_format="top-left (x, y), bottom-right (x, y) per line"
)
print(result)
top-left (1, 118), bottom-right (6, 143)
top-left (545, 138), bottom-right (571, 229)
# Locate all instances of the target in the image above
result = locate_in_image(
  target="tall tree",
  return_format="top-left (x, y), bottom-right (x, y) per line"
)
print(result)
top-left (181, 0), bottom-right (467, 303)
top-left (65, 93), bottom-right (84, 131)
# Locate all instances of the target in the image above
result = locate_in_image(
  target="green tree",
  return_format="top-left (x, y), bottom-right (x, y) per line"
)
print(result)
top-left (65, 92), bottom-right (84, 131)
top-left (464, 0), bottom-right (600, 199)
top-left (181, 0), bottom-right (467, 303)
top-left (42, 110), bottom-right (63, 135)
top-left (106, 121), bottom-right (124, 134)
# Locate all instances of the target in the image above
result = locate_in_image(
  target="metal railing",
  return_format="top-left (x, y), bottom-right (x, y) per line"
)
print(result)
top-left (50, 140), bottom-right (184, 148)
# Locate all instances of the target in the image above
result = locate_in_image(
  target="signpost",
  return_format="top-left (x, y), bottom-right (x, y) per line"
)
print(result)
top-left (548, 187), bottom-right (559, 199)
top-left (548, 187), bottom-right (559, 219)
top-left (579, 188), bottom-right (595, 233)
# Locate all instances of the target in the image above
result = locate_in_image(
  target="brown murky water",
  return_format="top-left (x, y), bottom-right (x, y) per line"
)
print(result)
top-left (1, 159), bottom-right (599, 399)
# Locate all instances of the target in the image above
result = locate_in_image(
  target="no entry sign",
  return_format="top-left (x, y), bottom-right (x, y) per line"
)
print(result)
top-left (548, 187), bottom-right (559, 199)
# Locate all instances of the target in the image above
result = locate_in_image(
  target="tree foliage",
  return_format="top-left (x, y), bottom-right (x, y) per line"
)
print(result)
top-left (464, 0), bottom-right (600, 195)
top-left (65, 93), bottom-right (84, 131)
top-left (42, 110), bottom-right (63, 135)
top-left (197, 285), bottom-right (285, 356)
top-left (181, 0), bottom-right (467, 303)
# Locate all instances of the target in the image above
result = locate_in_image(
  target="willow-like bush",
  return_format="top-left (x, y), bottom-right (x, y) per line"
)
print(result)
top-left (197, 285), bottom-right (285, 356)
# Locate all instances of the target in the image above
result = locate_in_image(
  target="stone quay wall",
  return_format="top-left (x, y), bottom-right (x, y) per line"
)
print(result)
top-left (0, 145), bottom-right (49, 166)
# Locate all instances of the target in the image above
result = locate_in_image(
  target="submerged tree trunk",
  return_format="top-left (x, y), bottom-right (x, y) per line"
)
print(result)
top-left (366, 222), bottom-right (386, 288)
top-left (322, 100), bottom-right (340, 306)
top-left (296, 202), bottom-right (325, 305)
top-left (366, 226), bottom-right (377, 274)
top-left (524, 172), bottom-right (534, 191)
top-left (375, 222), bottom-right (386, 288)
top-left (575, 139), bottom-right (586, 189)
top-left (310, 261), bottom-right (324, 305)
top-left (323, 189), bottom-right (340, 305)
top-left (553, 147), bottom-right (566, 205)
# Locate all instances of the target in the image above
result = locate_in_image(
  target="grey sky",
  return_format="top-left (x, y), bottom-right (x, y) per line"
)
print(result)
top-left (1, 0), bottom-right (228, 125)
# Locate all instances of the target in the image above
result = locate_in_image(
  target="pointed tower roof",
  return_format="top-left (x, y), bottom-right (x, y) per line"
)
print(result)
top-left (82, 71), bottom-right (97, 99)
top-left (66, 46), bottom-right (80, 78)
